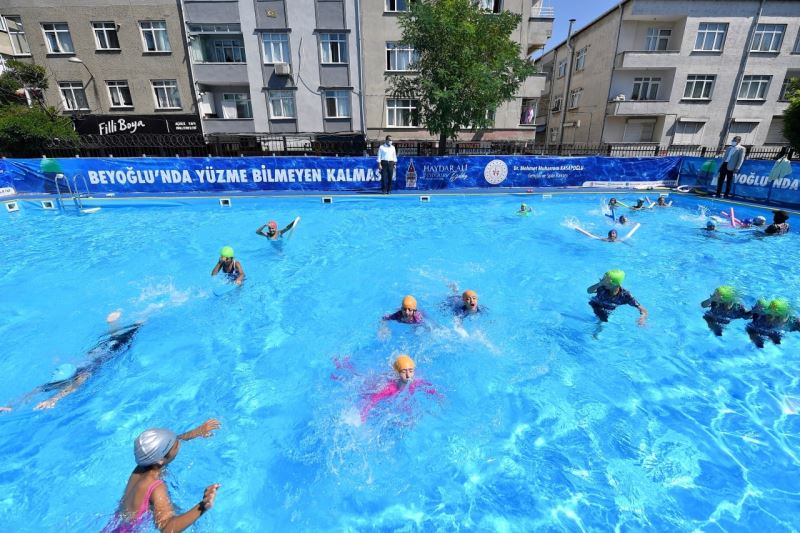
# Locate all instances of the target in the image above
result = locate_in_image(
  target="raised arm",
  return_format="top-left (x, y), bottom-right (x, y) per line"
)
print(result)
top-left (255, 224), bottom-right (268, 237)
top-left (586, 282), bottom-right (601, 294)
top-left (211, 260), bottom-right (223, 277)
top-left (700, 297), bottom-right (713, 308)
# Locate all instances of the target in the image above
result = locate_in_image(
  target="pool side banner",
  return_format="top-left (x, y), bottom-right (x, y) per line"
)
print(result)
top-left (0, 156), bottom-right (680, 195)
top-left (679, 157), bottom-right (800, 206)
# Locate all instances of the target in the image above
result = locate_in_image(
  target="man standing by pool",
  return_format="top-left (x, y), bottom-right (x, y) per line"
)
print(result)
top-left (377, 135), bottom-right (397, 195)
top-left (715, 136), bottom-right (746, 199)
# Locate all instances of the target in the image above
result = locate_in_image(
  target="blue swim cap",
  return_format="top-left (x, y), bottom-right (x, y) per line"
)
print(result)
top-left (743, 218), bottom-right (753, 225)
top-left (51, 363), bottom-right (77, 382)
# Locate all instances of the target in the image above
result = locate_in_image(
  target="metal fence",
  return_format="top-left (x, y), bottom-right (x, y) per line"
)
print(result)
top-left (37, 134), bottom-right (798, 160)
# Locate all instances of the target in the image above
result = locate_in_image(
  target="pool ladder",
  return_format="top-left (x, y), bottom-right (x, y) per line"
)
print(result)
top-left (54, 173), bottom-right (92, 211)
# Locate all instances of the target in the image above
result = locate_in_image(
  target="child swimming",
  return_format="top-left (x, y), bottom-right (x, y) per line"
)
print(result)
top-left (700, 286), bottom-right (750, 336)
top-left (586, 270), bottom-right (647, 326)
top-left (360, 355), bottom-right (439, 421)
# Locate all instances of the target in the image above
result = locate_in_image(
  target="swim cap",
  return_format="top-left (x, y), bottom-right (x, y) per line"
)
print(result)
top-left (619, 215), bottom-right (627, 223)
top-left (402, 295), bottom-right (417, 310)
top-left (706, 220), bottom-right (716, 229)
top-left (755, 297), bottom-right (769, 310)
top-left (714, 286), bottom-right (736, 304)
top-left (754, 216), bottom-right (766, 226)
top-left (220, 246), bottom-right (234, 258)
top-left (134, 428), bottom-right (177, 466)
top-left (742, 218), bottom-right (753, 225)
top-left (767, 298), bottom-right (791, 318)
top-left (51, 363), bottom-right (77, 382)
top-left (267, 221), bottom-right (278, 229)
top-left (604, 270), bottom-right (625, 287)
top-left (462, 290), bottom-right (477, 302)
top-left (774, 210), bottom-right (789, 224)
top-left (393, 354), bottom-right (415, 372)
top-left (520, 203), bottom-right (527, 209)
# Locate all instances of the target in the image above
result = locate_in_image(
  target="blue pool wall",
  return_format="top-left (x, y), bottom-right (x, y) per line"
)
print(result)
top-left (0, 155), bottom-right (798, 206)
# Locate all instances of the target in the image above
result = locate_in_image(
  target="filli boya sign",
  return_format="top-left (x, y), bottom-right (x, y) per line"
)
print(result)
top-left (73, 114), bottom-right (201, 136)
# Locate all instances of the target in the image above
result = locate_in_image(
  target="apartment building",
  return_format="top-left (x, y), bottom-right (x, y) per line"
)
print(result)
top-left (535, 0), bottom-right (800, 148)
top-left (181, 0), bottom-right (364, 139)
top-left (0, 0), bottom-right (200, 137)
top-left (362, 0), bottom-right (554, 140)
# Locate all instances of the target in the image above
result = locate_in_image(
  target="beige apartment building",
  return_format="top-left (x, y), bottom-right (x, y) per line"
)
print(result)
top-left (535, 0), bottom-right (800, 148)
top-left (362, 0), bottom-right (554, 141)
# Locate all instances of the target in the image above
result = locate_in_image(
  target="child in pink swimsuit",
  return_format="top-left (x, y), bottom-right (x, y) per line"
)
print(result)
top-left (360, 354), bottom-right (439, 421)
top-left (102, 419), bottom-right (221, 533)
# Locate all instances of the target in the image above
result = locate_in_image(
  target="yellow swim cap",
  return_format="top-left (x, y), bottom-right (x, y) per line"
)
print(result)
top-left (402, 295), bottom-right (417, 310)
top-left (393, 354), bottom-right (415, 372)
top-left (462, 289), bottom-right (477, 301)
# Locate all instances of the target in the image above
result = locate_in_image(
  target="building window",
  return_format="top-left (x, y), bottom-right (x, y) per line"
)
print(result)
top-left (320, 33), bottom-right (347, 64)
top-left (551, 96), bottom-right (562, 112)
top-left (683, 74), bottom-right (715, 100)
top-left (557, 60), bottom-right (566, 78)
top-left (519, 98), bottom-right (537, 125)
top-left (106, 80), bottom-right (133, 107)
top-left (385, 0), bottom-right (410, 12)
top-left (324, 90), bottom-right (351, 118)
top-left (42, 23), bottom-right (74, 54)
top-left (269, 90), bottom-right (296, 119)
top-left (93, 21), bottom-right (120, 50)
top-left (386, 98), bottom-right (418, 127)
top-left (751, 24), bottom-right (785, 53)
top-left (727, 121), bottom-right (758, 145)
top-left (151, 79), bottom-right (181, 109)
top-left (694, 22), bottom-right (727, 52)
top-left (673, 121), bottom-right (705, 146)
top-left (738, 75), bottom-right (771, 101)
top-left (632, 77), bottom-right (661, 101)
top-left (386, 42), bottom-right (418, 71)
top-left (262, 33), bottom-right (289, 63)
top-left (214, 39), bottom-right (246, 62)
top-left (779, 77), bottom-right (797, 101)
top-left (574, 47), bottom-right (587, 71)
top-left (187, 23), bottom-right (241, 33)
top-left (567, 88), bottom-right (582, 109)
top-left (222, 93), bottom-right (252, 119)
top-left (59, 81), bottom-right (88, 110)
top-left (645, 28), bottom-right (671, 51)
top-left (623, 119), bottom-right (656, 143)
top-left (140, 20), bottom-right (170, 52)
top-left (4, 16), bottom-right (30, 55)
top-left (473, 0), bottom-right (502, 13)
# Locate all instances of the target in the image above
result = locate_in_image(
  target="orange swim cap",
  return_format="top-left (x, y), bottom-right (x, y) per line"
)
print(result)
top-left (393, 354), bottom-right (415, 371)
top-left (402, 295), bottom-right (417, 310)
top-left (462, 289), bottom-right (477, 301)
top-left (267, 220), bottom-right (278, 229)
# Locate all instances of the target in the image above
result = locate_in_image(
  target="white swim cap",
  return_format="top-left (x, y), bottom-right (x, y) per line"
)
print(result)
top-left (134, 428), bottom-right (177, 466)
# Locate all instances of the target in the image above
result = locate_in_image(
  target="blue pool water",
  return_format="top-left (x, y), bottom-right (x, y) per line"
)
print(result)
top-left (1, 194), bottom-right (799, 531)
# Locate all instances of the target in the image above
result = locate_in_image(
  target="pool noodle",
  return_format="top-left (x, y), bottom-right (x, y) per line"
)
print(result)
top-left (622, 223), bottom-right (641, 241)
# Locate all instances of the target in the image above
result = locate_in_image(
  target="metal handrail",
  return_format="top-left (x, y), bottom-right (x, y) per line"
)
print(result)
top-left (53, 173), bottom-right (73, 210)
top-left (72, 173), bottom-right (91, 209)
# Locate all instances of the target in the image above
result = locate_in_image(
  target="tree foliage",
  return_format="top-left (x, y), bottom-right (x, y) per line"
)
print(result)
top-left (0, 60), bottom-right (75, 156)
top-left (392, 0), bottom-right (535, 153)
top-left (783, 78), bottom-right (800, 153)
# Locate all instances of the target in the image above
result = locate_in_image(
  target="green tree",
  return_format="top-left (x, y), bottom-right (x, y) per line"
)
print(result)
top-left (0, 60), bottom-right (77, 156)
top-left (783, 78), bottom-right (800, 153)
top-left (392, 0), bottom-right (536, 154)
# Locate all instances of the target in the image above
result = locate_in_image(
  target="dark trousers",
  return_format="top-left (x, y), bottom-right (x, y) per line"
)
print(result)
top-left (380, 161), bottom-right (395, 193)
top-left (716, 162), bottom-right (734, 197)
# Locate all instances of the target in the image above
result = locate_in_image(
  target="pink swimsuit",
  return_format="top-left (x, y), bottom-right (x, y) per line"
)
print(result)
top-left (102, 479), bottom-right (163, 533)
top-left (360, 379), bottom-right (438, 421)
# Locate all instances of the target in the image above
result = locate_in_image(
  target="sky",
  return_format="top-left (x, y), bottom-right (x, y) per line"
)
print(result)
top-left (535, 0), bottom-right (620, 57)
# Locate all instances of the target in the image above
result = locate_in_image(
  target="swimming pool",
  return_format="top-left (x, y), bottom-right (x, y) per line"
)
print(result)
top-left (1, 193), bottom-right (799, 531)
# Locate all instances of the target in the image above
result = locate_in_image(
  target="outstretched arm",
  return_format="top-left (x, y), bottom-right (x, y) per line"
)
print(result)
top-left (586, 282), bottom-right (601, 294)
top-left (34, 372), bottom-right (90, 410)
top-left (178, 419), bottom-right (221, 441)
top-left (636, 304), bottom-right (648, 326)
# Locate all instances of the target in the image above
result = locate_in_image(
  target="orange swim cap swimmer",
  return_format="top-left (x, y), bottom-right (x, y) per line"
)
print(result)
top-left (462, 289), bottom-right (477, 301)
top-left (393, 354), bottom-right (415, 371)
top-left (402, 295), bottom-right (417, 310)
top-left (267, 220), bottom-right (278, 229)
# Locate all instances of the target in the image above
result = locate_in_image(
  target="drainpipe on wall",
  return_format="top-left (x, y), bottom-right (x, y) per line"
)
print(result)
top-left (353, 0), bottom-right (367, 142)
top-left (543, 47), bottom-right (558, 148)
top-left (557, 19), bottom-right (576, 147)
top-left (717, 0), bottom-right (766, 151)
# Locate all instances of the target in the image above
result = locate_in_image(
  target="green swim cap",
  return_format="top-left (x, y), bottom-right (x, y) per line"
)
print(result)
top-left (714, 286), bottom-right (736, 304)
top-left (767, 298), bottom-right (791, 318)
top-left (605, 269), bottom-right (625, 287)
top-left (220, 246), bottom-right (234, 258)
top-left (756, 297), bottom-right (769, 308)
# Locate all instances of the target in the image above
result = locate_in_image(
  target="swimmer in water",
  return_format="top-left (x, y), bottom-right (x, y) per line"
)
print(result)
top-left (383, 295), bottom-right (424, 324)
top-left (101, 420), bottom-right (221, 533)
top-left (517, 203), bottom-right (533, 215)
top-left (256, 219), bottom-right (298, 240)
top-left (587, 270), bottom-right (647, 326)
top-left (700, 286), bottom-right (750, 336)
top-left (211, 246), bottom-right (245, 285)
top-left (618, 215), bottom-right (630, 225)
top-left (360, 355), bottom-right (439, 421)
top-left (574, 224), bottom-right (640, 242)
top-left (654, 196), bottom-right (671, 207)
top-left (631, 199), bottom-right (646, 210)
top-left (704, 220), bottom-right (717, 232)
top-left (746, 298), bottom-right (800, 348)
top-left (457, 289), bottom-right (481, 316)
top-left (2, 319), bottom-right (142, 412)
top-left (764, 210), bottom-right (790, 236)
top-left (753, 215), bottom-right (766, 227)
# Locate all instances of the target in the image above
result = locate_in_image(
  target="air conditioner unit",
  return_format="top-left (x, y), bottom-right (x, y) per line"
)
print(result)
top-left (274, 63), bottom-right (291, 76)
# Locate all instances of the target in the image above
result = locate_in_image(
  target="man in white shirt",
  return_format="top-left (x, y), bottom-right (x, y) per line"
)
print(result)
top-left (377, 135), bottom-right (397, 195)
top-left (716, 136), bottom-right (746, 198)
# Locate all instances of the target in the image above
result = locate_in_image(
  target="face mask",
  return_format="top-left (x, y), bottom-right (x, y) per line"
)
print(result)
top-left (387, 141), bottom-right (393, 146)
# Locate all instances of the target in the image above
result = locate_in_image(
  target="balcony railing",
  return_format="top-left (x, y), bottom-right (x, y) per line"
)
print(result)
top-left (531, 4), bottom-right (555, 18)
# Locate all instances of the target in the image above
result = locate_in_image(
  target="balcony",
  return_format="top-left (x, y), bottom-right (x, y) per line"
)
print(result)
top-left (517, 74), bottom-right (547, 98)
top-left (527, 3), bottom-right (554, 54)
top-left (614, 51), bottom-right (680, 70)
top-left (193, 63), bottom-right (249, 85)
top-left (607, 99), bottom-right (671, 116)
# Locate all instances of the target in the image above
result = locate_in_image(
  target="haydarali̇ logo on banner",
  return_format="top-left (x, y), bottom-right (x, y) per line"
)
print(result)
top-left (484, 159), bottom-right (508, 185)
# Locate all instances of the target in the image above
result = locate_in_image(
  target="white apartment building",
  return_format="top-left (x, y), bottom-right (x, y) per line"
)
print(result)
top-left (535, 0), bottom-right (800, 148)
